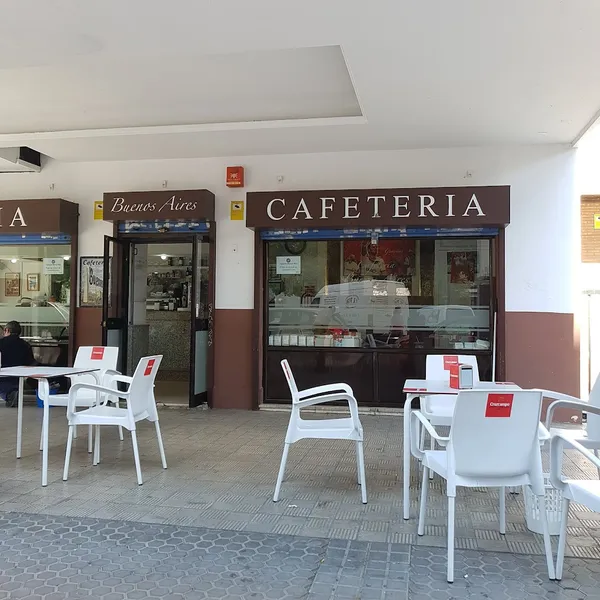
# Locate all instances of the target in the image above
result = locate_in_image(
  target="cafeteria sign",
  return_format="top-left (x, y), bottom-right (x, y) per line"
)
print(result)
top-left (43, 257), bottom-right (64, 275)
top-left (276, 256), bottom-right (301, 275)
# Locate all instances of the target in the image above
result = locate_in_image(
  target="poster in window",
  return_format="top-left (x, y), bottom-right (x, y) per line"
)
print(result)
top-left (79, 257), bottom-right (105, 307)
top-left (26, 273), bottom-right (39, 292)
top-left (5, 273), bottom-right (20, 297)
top-left (343, 240), bottom-right (416, 281)
top-left (448, 252), bottom-right (476, 284)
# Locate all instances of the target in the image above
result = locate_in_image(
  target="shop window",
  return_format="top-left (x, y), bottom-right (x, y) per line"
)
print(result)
top-left (0, 245), bottom-right (71, 366)
top-left (266, 238), bottom-right (492, 351)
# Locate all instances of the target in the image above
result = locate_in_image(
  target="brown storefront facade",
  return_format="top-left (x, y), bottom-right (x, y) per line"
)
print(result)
top-left (0, 198), bottom-right (79, 368)
top-left (246, 186), bottom-right (512, 408)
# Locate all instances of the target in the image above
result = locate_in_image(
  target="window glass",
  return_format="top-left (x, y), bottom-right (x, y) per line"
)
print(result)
top-left (266, 238), bottom-right (492, 350)
top-left (0, 244), bottom-right (71, 365)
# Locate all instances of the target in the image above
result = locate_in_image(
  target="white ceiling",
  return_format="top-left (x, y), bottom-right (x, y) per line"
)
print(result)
top-left (0, 0), bottom-right (599, 162)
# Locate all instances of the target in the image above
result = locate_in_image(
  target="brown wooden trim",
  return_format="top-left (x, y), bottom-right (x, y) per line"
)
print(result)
top-left (252, 230), bottom-right (264, 410)
top-left (495, 229), bottom-right (506, 381)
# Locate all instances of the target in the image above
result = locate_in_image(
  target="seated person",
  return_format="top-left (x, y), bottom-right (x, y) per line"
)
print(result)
top-left (0, 321), bottom-right (35, 407)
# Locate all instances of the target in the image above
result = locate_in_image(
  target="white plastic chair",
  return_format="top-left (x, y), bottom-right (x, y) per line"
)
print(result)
top-left (412, 389), bottom-right (555, 582)
top-left (38, 346), bottom-right (123, 455)
top-left (421, 354), bottom-right (480, 428)
top-left (273, 359), bottom-right (367, 504)
top-left (63, 355), bottom-right (167, 486)
top-left (550, 410), bottom-right (600, 580)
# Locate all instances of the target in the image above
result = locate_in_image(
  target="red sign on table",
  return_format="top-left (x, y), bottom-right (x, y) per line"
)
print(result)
top-left (144, 359), bottom-right (155, 376)
top-left (443, 356), bottom-right (459, 370)
top-left (90, 347), bottom-right (105, 360)
top-left (485, 393), bottom-right (514, 418)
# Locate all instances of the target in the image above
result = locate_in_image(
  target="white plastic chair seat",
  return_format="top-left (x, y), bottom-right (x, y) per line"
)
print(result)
top-left (292, 417), bottom-right (359, 439)
top-left (562, 480), bottom-right (600, 511)
top-left (46, 391), bottom-right (98, 408)
top-left (69, 404), bottom-right (140, 427)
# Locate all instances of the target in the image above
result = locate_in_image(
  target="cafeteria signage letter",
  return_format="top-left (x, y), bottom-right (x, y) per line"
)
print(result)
top-left (43, 257), bottom-right (64, 275)
top-left (276, 256), bottom-right (301, 275)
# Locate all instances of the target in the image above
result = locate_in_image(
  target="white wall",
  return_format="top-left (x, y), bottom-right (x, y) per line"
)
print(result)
top-left (0, 145), bottom-right (577, 312)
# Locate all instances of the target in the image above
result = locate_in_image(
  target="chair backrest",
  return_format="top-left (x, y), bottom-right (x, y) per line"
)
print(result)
top-left (281, 359), bottom-right (300, 403)
top-left (71, 346), bottom-right (120, 388)
top-left (449, 389), bottom-right (543, 479)
top-left (128, 355), bottom-right (163, 419)
top-left (426, 354), bottom-right (481, 384)
top-left (587, 371), bottom-right (600, 439)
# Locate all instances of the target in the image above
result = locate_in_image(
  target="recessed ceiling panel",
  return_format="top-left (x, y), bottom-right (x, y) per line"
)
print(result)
top-left (0, 45), bottom-right (361, 134)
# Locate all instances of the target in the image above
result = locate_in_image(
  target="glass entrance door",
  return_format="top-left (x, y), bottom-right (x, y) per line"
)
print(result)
top-left (102, 235), bottom-right (130, 375)
top-left (190, 234), bottom-right (214, 406)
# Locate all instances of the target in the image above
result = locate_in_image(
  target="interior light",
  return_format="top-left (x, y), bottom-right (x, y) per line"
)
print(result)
top-left (10, 258), bottom-right (17, 264)
top-left (160, 254), bottom-right (168, 260)
top-left (63, 255), bottom-right (70, 261)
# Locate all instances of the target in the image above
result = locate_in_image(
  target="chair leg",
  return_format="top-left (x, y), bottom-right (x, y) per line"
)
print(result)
top-left (556, 498), bottom-right (570, 581)
top-left (73, 425), bottom-right (78, 439)
top-left (63, 426), bottom-right (74, 481)
top-left (39, 425), bottom-right (44, 452)
top-left (154, 420), bottom-right (168, 469)
top-left (88, 425), bottom-right (93, 454)
top-left (131, 430), bottom-right (143, 486)
top-left (273, 443), bottom-right (290, 502)
top-left (118, 426), bottom-right (124, 441)
top-left (539, 492), bottom-right (557, 580)
top-left (355, 441), bottom-right (362, 485)
top-left (447, 496), bottom-right (456, 583)
top-left (594, 449), bottom-right (600, 479)
top-left (417, 466), bottom-right (429, 536)
top-left (499, 486), bottom-right (506, 535)
top-left (429, 435), bottom-right (435, 480)
top-left (356, 441), bottom-right (367, 504)
top-left (93, 425), bottom-right (100, 465)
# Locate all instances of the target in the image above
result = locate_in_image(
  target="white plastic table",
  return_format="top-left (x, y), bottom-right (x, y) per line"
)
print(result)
top-left (0, 366), bottom-right (100, 486)
top-left (402, 379), bottom-right (522, 520)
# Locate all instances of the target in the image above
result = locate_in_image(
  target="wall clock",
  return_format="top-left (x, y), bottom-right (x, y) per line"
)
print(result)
top-left (284, 240), bottom-right (307, 255)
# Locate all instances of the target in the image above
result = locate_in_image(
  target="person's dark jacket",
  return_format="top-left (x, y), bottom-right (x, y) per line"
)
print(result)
top-left (0, 334), bottom-right (35, 377)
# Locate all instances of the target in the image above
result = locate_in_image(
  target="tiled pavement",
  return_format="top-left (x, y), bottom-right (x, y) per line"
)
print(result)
top-left (1, 511), bottom-right (600, 599)
top-left (1, 406), bottom-right (600, 598)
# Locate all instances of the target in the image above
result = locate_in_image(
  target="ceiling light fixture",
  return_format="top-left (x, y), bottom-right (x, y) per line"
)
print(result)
top-left (10, 258), bottom-right (17, 263)
top-left (63, 255), bottom-right (70, 261)
top-left (160, 254), bottom-right (168, 260)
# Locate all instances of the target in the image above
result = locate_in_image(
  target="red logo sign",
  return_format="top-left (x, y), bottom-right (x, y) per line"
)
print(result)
top-left (485, 393), bottom-right (514, 418)
top-left (144, 359), bottom-right (156, 376)
top-left (90, 347), bottom-right (105, 360)
top-left (443, 356), bottom-right (459, 370)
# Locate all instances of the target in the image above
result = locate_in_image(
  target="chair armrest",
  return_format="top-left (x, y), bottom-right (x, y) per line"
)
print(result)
top-left (67, 382), bottom-right (128, 418)
top-left (298, 383), bottom-right (353, 399)
top-left (296, 392), bottom-right (356, 409)
top-left (544, 399), bottom-right (588, 430)
top-left (550, 431), bottom-right (600, 492)
top-left (411, 411), bottom-right (450, 444)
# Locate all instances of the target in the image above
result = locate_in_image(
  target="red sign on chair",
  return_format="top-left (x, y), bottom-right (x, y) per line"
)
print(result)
top-left (144, 359), bottom-right (155, 376)
top-left (485, 393), bottom-right (514, 418)
top-left (443, 356), bottom-right (458, 370)
top-left (90, 347), bottom-right (105, 360)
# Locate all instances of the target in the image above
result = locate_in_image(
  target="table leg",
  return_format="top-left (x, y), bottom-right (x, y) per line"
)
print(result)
top-left (16, 377), bottom-right (24, 459)
top-left (41, 379), bottom-right (50, 487)
top-left (403, 394), bottom-right (414, 520)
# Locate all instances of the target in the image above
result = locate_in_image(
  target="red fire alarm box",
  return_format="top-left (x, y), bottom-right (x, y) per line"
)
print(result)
top-left (226, 166), bottom-right (244, 188)
top-left (449, 363), bottom-right (474, 389)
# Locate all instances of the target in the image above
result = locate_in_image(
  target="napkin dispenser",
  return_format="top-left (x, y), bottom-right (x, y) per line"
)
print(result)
top-left (449, 363), bottom-right (474, 389)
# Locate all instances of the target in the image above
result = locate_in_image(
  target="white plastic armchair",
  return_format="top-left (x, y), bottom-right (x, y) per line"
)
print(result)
top-left (273, 359), bottom-right (367, 504)
top-left (37, 346), bottom-right (123, 457)
top-left (550, 408), bottom-right (600, 580)
top-left (63, 355), bottom-right (167, 486)
top-left (412, 389), bottom-right (555, 583)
